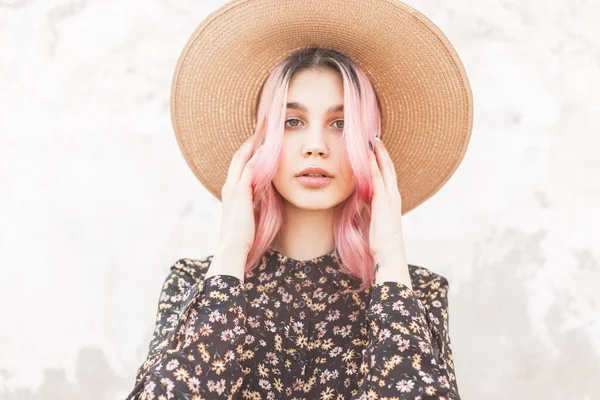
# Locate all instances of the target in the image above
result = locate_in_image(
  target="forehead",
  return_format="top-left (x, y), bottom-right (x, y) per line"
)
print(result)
top-left (286, 70), bottom-right (344, 113)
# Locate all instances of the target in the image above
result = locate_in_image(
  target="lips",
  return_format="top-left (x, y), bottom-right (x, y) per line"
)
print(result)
top-left (296, 166), bottom-right (333, 178)
top-left (296, 175), bottom-right (332, 188)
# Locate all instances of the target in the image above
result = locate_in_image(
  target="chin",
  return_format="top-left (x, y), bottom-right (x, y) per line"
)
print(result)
top-left (282, 191), bottom-right (349, 211)
top-left (291, 199), bottom-right (338, 211)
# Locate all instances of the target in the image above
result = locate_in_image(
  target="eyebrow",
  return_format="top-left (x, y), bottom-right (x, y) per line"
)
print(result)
top-left (286, 102), bottom-right (344, 114)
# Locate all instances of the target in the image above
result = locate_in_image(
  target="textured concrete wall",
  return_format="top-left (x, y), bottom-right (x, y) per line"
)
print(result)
top-left (1, 0), bottom-right (598, 399)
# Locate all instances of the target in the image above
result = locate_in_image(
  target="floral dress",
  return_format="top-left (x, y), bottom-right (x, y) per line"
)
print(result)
top-left (125, 247), bottom-right (460, 399)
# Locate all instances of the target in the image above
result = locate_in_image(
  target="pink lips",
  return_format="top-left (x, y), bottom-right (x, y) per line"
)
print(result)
top-left (296, 175), bottom-right (333, 188)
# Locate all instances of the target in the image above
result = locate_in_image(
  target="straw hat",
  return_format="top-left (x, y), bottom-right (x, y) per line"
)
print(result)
top-left (170, 0), bottom-right (473, 215)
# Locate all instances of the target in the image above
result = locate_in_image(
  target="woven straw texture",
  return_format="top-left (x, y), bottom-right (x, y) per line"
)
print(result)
top-left (170, 0), bottom-right (473, 214)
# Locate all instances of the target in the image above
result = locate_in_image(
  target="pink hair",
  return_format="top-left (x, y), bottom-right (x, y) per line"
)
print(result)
top-left (243, 48), bottom-right (382, 294)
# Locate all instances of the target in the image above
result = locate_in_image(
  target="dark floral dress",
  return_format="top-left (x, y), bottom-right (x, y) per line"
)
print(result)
top-left (125, 247), bottom-right (460, 399)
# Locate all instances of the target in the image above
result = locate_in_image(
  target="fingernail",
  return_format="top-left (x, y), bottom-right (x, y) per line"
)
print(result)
top-left (374, 135), bottom-right (381, 142)
top-left (368, 140), bottom-right (373, 152)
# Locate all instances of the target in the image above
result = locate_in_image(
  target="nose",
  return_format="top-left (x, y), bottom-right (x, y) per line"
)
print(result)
top-left (302, 133), bottom-right (330, 158)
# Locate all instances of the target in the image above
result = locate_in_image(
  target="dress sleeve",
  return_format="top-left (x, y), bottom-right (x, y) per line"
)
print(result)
top-left (353, 273), bottom-right (460, 399)
top-left (125, 258), bottom-right (248, 400)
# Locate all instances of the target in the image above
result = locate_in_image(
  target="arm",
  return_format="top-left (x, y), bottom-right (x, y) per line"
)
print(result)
top-left (353, 273), bottom-right (460, 399)
top-left (125, 257), bottom-right (248, 400)
top-left (131, 259), bottom-right (198, 385)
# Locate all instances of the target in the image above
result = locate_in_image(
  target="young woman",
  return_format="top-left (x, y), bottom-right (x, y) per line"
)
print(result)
top-left (125, 47), bottom-right (463, 400)
top-left (126, 0), bottom-right (472, 398)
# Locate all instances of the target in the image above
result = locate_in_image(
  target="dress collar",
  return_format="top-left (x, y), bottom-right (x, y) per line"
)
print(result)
top-left (245, 246), bottom-right (364, 292)
top-left (267, 246), bottom-right (339, 267)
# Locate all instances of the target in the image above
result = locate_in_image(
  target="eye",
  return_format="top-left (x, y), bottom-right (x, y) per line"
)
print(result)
top-left (284, 118), bottom-right (344, 129)
top-left (285, 118), bottom-right (303, 128)
top-left (333, 119), bottom-right (344, 129)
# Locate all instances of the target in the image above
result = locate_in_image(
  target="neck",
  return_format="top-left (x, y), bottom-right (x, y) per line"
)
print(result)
top-left (272, 200), bottom-right (336, 261)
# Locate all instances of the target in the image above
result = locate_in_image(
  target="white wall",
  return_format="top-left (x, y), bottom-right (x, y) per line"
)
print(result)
top-left (1, 0), bottom-right (598, 398)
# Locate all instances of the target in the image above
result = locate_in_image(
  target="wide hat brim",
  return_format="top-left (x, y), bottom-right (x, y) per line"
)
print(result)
top-left (170, 0), bottom-right (473, 215)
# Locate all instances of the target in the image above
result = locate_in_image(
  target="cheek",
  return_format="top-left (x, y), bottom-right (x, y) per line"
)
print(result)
top-left (337, 153), bottom-right (356, 185)
top-left (274, 142), bottom-right (295, 178)
top-left (273, 154), bottom-right (293, 187)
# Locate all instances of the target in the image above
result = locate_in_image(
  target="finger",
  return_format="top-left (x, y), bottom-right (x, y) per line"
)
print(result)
top-left (234, 135), bottom-right (255, 157)
top-left (227, 135), bottom-right (258, 183)
top-left (369, 145), bottom-right (386, 200)
top-left (239, 144), bottom-right (263, 187)
top-left (373, 137), bottom-right (400, 200)
top-left (373, 137), bottom-right (397, 182)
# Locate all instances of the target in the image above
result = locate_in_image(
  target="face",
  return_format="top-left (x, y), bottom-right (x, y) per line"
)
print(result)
top-left (272, 68), bottom-right (357, 210)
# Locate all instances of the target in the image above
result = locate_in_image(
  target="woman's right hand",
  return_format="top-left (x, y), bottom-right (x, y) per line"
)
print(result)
top-left (216, 134), bottom-right (263, 259)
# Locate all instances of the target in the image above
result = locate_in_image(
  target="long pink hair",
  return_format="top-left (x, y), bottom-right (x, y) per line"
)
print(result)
top-left (243, 47), bottom-right (382, 294)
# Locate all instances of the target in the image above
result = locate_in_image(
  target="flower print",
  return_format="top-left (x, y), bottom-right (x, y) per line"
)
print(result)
top-left (259, 378), bottom-right (272, 390)
top-left (292, 378), bottom-right (304, 391)
top-left (425, 385), bottom-right (437, 396)
top-left (207, 379), bottom-right (227, 395)
top-left (345, 361), bottom-right (358, 375)
top-left (378, 328), bottom-right (392, 341)
top-left (342, 349), bottom-right (356, 362)
top-left (165, 359), bottom-right (179, 371)
top-left (329, 346), bottom-right (342, 357)
top-left (208, 309), bottom-right (222, 323)
top-left (247, 316), bottom-right (260, 328)
top-left (392, 299), bottom-right (405, 311)
top-left (282, 292), bottom-right (293, 303)
top-left (295, 335), bottom-right (307, 348)
top-left (320, 387), bottom-right (335, 399)
top-left (321, 338), bottom-right (334, 350)
top-left (173, 367), bottom-right (189, 381)
top-left (418, 340), bottom-right (433, 354)
top-left (264, 319), bottom-right (276, 332)
top-left (319, 369), bottom-right (333, 384)
top-left (198, 323), bottom-right (213, 336)
top-left (127, 257), bottom-right (459, 399)
top-left (370, 303), bottom-right (383, 314)
top-left (326, 309), bottom-right (340, 321)
top-left (186, 377), bottom-right (201, 394)
top-left (223, 350), bottom-right (236, 362)
top-left (292, 321), bottom-right (304, 331)
top-left (159, 377), bottom-right (174, 394)
top-left (265, 352), bottom-right (279, 365)
top-left (220, 329), bottom-right (234, 342)
top-left (419, 370), bottom-right (434, 384)
top-left (396, 379), bottom-right (415, 393)
top-left (257, 363), bottom-right (270, 378)
top-left (211, 360), bottom-right (226, 375)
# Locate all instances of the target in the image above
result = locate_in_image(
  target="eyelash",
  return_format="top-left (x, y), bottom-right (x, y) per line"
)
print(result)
top-left (284, 118), bottom-right (344, 130)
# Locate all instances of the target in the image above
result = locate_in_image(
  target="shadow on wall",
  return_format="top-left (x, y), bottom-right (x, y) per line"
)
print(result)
top-left (0, 347), bottom-right (132, 400)
top-left (452, 227), bottom-right (600, 399)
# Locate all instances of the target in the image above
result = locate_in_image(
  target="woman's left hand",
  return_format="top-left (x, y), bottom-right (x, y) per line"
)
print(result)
top-left (368, 136), bottom-right (411, 287)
